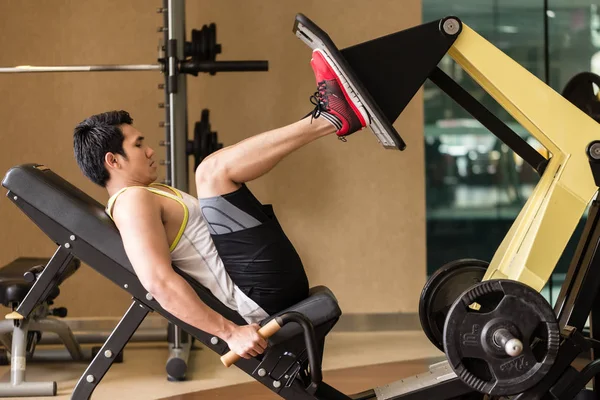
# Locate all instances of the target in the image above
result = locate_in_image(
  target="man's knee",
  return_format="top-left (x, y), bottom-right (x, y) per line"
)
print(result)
top-left (195, 156), bottom-right (226, 185)
top-left (195, 156), bottom-right (241, 198)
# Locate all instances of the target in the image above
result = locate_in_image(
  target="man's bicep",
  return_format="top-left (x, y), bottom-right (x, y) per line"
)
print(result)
top-left (112, 191), bottom-right (173, 288)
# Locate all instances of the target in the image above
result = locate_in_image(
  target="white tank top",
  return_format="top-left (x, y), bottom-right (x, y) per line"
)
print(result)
top-left (106, 183), bottom-right (268, 324)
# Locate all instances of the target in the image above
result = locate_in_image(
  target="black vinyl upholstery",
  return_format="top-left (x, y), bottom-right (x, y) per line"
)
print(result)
top-left (2, 164), bottom-right (341, 341)
top-left (0, 257), bottom-right (80, 307)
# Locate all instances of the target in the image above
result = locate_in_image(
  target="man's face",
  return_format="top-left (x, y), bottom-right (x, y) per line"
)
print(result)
top-left (113, 124), bottom-right (158, 185)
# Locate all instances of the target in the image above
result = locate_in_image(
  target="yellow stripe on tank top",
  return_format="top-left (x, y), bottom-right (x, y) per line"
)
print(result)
top-left (105, 186), bottom-right (189, 252)
top-left (150, 182), bottom-right (184, 199)
top-left (145, 188), bottom-right (189, 251)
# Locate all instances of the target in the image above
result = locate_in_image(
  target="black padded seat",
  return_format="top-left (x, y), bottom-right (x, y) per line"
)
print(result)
top-left (0, 257), bottom-right (80, 307)
top-left (2, 165), bottom-right (341, 342)
top-left (265, 286), bottom-right (340, 343)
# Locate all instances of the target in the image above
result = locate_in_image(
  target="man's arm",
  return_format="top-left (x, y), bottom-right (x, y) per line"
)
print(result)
top-left (112, 188), bottom-right (267, 358)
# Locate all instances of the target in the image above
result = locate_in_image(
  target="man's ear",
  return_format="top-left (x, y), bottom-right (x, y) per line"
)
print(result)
top-left (105, 153), bottom-right (119, 170)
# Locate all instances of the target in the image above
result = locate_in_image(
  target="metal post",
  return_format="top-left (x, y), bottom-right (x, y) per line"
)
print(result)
top-left (11, 320), bottom-right (28, 386)
top-left (162, 0), bottom-right (192, 382)
top-left (166, 0), bottom-right (189, 192)
top-left (0, 65), bottom-right (162, 73)
top-left (0, 319), bottom-right (57, 397)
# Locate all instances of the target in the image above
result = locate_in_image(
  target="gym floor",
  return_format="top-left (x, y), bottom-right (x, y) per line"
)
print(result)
top-left (0, 331), bottom-right (443, 399)
top-left (162, 358), bottom-right (438, 400)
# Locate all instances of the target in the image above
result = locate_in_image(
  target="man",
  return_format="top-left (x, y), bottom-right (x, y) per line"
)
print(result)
top-left (73, 49), bottom-right (368, 361)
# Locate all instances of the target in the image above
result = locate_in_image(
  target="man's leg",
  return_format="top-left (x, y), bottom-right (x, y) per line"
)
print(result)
top-left (195, 48), bottom-right (368, 199)
top-left (195, 116), bottom-right (333, 198)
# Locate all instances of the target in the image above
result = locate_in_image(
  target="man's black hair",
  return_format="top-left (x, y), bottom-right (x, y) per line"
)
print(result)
top-left (73, 110), bottom-right (133, 187)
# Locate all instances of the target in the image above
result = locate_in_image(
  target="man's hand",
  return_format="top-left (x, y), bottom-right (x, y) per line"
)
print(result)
top-left (223, 324), bottom-right (268, 359)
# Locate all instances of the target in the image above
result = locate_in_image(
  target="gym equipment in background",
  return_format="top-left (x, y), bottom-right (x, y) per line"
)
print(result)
top-left (0, 0), bottom-right (267, 384)
top-left (0, 257), bottom-right (124, 397)
top-left (0, 257), bottom-right (81, 397)
top-left (562, 72), bottom-right (600, 123)
top-left (186, 109), bottom-right (223, 170)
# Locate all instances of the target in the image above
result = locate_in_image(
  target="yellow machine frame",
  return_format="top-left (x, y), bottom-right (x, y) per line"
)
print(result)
top-left (449, 25), bottom-right (600, 292)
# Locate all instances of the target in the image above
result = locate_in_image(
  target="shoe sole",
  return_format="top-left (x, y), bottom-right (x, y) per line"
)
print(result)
top-left (293, 14), bottom-right (406, 150)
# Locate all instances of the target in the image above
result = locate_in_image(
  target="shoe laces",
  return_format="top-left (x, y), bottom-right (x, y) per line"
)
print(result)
top-left (309, 81), bottom-right (329, 122)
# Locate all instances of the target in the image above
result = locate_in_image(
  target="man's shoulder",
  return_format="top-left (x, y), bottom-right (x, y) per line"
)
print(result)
top-left (112, 187), bottom-right (160, 219)
top-left (117, 186), bottom-right (155, 201)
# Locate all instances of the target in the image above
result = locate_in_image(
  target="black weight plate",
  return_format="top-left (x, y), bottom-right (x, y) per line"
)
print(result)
top-left (206, 23), bottom-right (218, 62)
top-left (443, 280), bottom-right (559, 396)
top-left (191, 121), bottom-right (203, 169)
top-left (190, 24), bottom-right (219, 63)
top-left (191, 109), bottom-right (223, 168)
top-left (419, 259), bottom-right (488, 351)
top-left (191, 109), bottom-right (211, 169)
top-left (201, 24), bottom-right (212, 62)
top-left (191, 29), bottom-right (201, 61)
top-left (200, 123), bottom-right (211, 160)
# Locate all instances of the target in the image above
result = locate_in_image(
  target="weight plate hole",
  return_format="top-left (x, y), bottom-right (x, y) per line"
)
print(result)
top-left (530, 323), bottom-right (549, 363)
top-left (464, 358), bottom-right (493, 381)
top-left (467, 292), bottom-right (505, 313)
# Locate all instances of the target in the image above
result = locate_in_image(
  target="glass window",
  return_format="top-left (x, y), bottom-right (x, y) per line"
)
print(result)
top-left (423, 1), bottom-right (545, 273)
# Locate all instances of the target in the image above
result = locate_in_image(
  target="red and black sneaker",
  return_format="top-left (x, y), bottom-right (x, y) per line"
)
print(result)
top-left (309, 49), bottom-right (368, 139)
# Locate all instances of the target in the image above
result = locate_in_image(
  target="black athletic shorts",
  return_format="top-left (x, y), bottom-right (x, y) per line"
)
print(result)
top-left (203, 184), bottom-right (309, 316)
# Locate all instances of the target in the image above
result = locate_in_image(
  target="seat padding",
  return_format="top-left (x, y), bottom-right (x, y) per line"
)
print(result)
top-left (0, 258), bottom-right (49, 282)
top-left (0, 257), bottom-right (80, 306)
top-left (2, 165), bottom-right (341, 335)
top-left (267, 286), bottom-right (341, 343)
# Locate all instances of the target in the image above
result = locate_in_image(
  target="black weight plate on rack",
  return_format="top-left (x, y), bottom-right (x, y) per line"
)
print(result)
top-left (419, 259), bottom-right (488, 351)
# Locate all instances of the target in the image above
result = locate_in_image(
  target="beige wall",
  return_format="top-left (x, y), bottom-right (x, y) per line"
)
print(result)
top-left (0, 0), bottom-right (424, 318)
